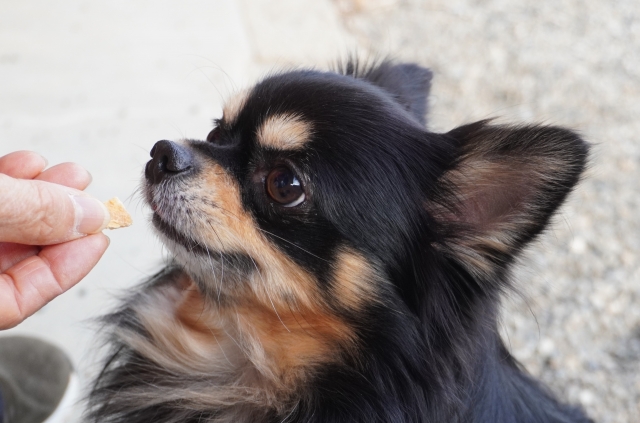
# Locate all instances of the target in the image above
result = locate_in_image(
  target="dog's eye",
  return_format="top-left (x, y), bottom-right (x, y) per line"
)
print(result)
top-left (206, 127), bottom-right (222, 144)
top-left (265, 167), bottom-right (305, 207)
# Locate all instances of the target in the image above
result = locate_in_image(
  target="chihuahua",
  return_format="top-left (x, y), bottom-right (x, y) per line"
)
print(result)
top-left (89, 59), bottom-right (592, 423)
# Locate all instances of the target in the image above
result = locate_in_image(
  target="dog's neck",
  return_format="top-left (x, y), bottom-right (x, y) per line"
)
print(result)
top-left (121, 267), bottom-right (583, 423)
top-left (138, 272), bottom-right (354, 404)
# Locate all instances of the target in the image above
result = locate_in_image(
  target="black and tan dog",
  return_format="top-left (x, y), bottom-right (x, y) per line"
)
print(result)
top-left (89, 59), bottom-right (592, 423)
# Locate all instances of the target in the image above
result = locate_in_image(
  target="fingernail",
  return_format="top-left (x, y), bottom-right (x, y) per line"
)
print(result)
top-left (72, 195), bottom-right (110, 234)
top-left (39, 155), bottom-right (49, 169)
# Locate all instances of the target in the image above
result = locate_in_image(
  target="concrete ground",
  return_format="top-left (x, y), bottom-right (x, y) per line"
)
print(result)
top-left (1, 0), bottom-right (637, 421)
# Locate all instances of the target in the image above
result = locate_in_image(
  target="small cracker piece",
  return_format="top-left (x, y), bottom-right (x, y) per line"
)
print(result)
top-left (104, 197), bottom-right (133, 229)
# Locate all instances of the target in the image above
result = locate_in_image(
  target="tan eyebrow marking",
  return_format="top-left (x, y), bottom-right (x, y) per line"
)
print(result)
top-left (222, 89), bottom-right (250, 124)
top-left (256, 113), bottom-right (313, 150)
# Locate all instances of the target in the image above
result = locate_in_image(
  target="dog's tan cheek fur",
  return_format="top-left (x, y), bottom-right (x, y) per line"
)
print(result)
top-left (331, 248), bottom-right (381, 311)
top-left (180, 160), bottom-right (321, 310)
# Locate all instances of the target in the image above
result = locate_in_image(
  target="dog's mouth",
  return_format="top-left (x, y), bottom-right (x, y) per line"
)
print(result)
top-left (151, 212), bottom-right (211, 256)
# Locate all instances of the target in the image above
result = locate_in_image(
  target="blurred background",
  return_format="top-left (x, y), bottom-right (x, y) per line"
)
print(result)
top-left (1, 0), bottom-right (638, 421)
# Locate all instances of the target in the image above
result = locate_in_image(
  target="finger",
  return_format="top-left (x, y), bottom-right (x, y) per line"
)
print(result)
top-left (35, 162), bottom-right (92, 191)
top-left (0, 151), bottom-right (47, 179)
top-left (0, 233), bottom-right (109, 329)
top-left (0, 175), bottom-right (110, 245)
top-left (0, 242), bottom-right (40, 273)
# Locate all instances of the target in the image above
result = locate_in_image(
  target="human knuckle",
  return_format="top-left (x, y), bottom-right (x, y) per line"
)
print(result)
top-left (34, 185), bottom-right (62, 240)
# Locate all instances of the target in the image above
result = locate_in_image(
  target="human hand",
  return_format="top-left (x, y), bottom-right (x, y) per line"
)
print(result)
top-left (0, 151), bottom-right (111, 329)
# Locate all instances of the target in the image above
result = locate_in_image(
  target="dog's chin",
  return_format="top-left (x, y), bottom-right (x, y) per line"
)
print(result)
top-left (150, 210), bottom-right (254, 301)
top-left (152, 212), bottom-right (205, 254)
top-left (150, 219), bottom-right (218, 289)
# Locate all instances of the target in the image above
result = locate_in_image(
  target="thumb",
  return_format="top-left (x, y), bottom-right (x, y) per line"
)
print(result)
top-left (0, 174), bottom-right (110, 245)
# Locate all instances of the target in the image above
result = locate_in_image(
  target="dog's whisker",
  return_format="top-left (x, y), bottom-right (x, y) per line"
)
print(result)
top-left (205, 221), bottom-right (226, 302)
top-left (248, 255), bottom-right (291, 333)
top-left (212, 204), bottom-right (329, 262)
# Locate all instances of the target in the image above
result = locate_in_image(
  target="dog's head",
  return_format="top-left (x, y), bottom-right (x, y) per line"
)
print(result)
top-left (144, 59), bottom-right (587, 321)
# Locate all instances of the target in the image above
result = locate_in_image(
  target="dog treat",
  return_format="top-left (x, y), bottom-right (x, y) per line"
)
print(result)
top-left (104, 197), bottom-right (133, 229)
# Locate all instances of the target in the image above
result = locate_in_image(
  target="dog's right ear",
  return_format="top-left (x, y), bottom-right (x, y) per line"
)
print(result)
top-left (338, 58), bottom-right (433, 126)
top-left (428, 120), bottom-right (589, 277)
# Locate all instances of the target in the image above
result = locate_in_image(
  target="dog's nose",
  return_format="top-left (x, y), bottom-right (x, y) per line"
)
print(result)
top-left (145, 140), bottom-right (194, 184)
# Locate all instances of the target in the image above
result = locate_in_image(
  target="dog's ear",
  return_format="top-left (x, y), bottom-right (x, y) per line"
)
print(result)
top-left (339, 58), bottom-right (432, 126)
top-left (430, 121), bottom-right (589, 276)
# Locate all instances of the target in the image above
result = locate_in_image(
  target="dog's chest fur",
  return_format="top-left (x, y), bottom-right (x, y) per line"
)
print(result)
top-left (114, 268), bottom-right (353, 423)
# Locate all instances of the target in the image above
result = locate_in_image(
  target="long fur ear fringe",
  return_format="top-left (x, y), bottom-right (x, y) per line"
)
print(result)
top-left (429, 120), bottom-right (589, 278)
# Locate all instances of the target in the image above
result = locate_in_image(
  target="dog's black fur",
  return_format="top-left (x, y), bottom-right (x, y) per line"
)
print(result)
top-left (88, 59), bottom-right (592, 422)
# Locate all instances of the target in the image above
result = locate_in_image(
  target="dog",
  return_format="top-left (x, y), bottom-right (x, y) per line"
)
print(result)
top-left (88, 59), bottom-right (592, 422)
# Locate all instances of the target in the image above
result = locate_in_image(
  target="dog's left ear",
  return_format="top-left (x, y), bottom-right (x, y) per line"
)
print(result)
top-left (340, 59), bottom-right (433, 126)
top-left (430, 120), bottom-right (589, 276)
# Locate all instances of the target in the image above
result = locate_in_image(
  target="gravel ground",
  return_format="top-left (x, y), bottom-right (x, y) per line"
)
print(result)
top-left (338, 1), bottom-right (640, 421)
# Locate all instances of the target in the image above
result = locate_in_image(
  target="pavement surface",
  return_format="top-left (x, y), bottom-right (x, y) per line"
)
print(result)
top-left (1, 1), bottom-right (638, 421)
